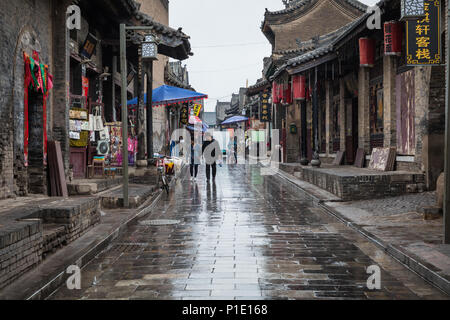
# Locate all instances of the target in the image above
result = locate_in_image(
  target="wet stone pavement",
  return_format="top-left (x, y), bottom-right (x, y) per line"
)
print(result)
top-left (50, 165), bottom-right (449, 300)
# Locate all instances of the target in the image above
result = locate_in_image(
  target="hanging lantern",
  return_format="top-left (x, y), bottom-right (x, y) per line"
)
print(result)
top-left (359, 38), bottom-right (375, 67)
top-left (284, 82), bottom-right (292, 104)
top-left (272, 82), bottom-right (280, 104)
top-left (384, 21), bottom-right (403, 56)
top-left (292, 75), bottom-right (306, 100)
top-left (142, 34), bottom-right (158, 61)
top-left (400, 0), bottom-right (425, 21)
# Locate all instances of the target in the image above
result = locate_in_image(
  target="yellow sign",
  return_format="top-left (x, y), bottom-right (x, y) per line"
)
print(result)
top-left (193, 104), bottom-right (203, 117)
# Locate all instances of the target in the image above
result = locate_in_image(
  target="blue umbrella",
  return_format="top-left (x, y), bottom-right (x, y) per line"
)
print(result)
top-left (221, 116), bottom-right (249, 125)
top-left (186, 123), bottom-right (209, 132)
top-left (127, 85), bottom-right (208, 107)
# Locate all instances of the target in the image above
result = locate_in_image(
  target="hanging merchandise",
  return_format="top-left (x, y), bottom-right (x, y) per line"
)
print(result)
top-left (80, 120), bottom-right (90, 131)
top-left (23, 51), bottom-right (53, 166)
top-left (93, 106), bottom-right (104, 131)
top-left (82, 76), bottom-right (89, 97)
top-left (69, 131), bottom-right (80, 140)
top-left (99, 126), bottom-right (110, 141)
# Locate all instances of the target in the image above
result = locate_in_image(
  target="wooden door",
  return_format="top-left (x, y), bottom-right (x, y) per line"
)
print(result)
top-left (70, 147), bottom-right (87, 178)
top-left (396, 69), bottom-right (415, 155)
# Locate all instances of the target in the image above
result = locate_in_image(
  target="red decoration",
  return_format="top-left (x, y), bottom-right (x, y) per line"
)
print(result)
top-left (292, 75), bottom-right (306, 100)
top-left (359, 38), bottom-right (375, 67)
top-left (272, 82), bottom-right (280, 104)
top-left (282, 83), bottom-right (292, 104)
top-left (23, 52), bottom-right (53, 166)
top-left (384, 21), bottom-right (402, 56)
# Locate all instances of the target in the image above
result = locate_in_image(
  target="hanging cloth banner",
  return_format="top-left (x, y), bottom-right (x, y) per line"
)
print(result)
top-left (23, 51), bottom-right (53, 166)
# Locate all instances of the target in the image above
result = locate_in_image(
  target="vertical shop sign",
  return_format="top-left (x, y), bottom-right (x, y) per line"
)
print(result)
top-left (406, 0), bottom-right (441, 65)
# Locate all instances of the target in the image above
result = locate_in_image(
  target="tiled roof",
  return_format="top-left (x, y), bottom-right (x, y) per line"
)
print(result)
top-left (265, 0), bottom-right (367, 17)
top-left (270, 12), bottom-right (368, 79)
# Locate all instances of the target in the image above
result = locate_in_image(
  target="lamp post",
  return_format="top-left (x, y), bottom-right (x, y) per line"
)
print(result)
top-left (119, 24), bottom-right (158, 208)
top-left (443, 1), bottom-right (450, 244)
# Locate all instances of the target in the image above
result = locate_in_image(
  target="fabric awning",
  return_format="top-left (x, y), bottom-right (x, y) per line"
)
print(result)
top-left (127, 85), bottom-right (207, 107)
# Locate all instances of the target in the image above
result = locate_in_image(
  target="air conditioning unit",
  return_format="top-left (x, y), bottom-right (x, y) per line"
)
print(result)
top-left (97, 140), bottom-right (110, 156)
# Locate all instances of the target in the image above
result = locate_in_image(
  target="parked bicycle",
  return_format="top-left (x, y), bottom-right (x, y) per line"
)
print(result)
top-left (156, 158), bottom-right (169, 195)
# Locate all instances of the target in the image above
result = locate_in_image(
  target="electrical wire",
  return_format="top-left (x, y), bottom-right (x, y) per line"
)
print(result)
top-left (192, 42), bottom-right (267, 49)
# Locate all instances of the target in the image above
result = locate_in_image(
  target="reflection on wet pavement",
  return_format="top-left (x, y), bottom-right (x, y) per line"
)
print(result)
top-left (50, 165), bottom-right (448, 300)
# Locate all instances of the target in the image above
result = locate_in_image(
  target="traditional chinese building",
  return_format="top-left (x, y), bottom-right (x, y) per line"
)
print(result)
top-left (0, 0), bottom-right (192, 198)
top-left (269, 0), bottom-right (446, 198)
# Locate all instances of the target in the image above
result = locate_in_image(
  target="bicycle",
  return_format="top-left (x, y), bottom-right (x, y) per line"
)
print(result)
top-left (156, 159), bottom-right (170, 195)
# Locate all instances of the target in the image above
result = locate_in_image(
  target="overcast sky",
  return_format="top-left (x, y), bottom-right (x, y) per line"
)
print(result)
top-left (170, 0), bottom-right (378, 112)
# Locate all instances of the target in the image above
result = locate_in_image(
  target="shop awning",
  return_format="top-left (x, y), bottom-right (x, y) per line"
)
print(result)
top-left (127, 85), bottom-right (208, 107)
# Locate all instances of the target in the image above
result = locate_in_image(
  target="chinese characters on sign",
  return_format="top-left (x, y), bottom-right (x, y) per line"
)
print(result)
top-left (260, 92), bottom-right (271, 122)
top-left (80, 33), bottom-right (98, 59)
top-left (193, 103), bottom-right (203, 117)
top-left (406, 0), bottom-right (441, 65)
top-left (180, 105), bottom-right (189, 126)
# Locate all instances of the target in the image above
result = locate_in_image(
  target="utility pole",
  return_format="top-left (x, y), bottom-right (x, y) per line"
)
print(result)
top-left (146, 61), bottom-right (153, 159)
top-left (120, 23), bottom-right (129, 208)
top-left (444, 2), bottom-right (450, 244)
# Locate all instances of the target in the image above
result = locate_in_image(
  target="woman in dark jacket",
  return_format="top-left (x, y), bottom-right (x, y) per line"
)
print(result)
top-left (202, 133), bottom-right (222, 181)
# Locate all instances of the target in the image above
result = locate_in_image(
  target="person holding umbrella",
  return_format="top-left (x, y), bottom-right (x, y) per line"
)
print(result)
top-left (202, 132), bottom-right (222, 181)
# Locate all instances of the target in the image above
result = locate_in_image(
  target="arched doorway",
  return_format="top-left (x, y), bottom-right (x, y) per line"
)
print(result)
top-left (12, 27), bottom-right (47, 195)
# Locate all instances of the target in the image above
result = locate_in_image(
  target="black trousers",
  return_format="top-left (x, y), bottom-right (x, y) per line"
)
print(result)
top-left (206, 163), bottom-right (217, 180)
top-left (190, 164), bottom-right (199, 177)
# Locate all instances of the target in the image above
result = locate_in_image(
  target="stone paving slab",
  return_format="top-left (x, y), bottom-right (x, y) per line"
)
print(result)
top-left (272, 165), bottom-right (450, 295)
top-left (324, 197), bottom-right (450, 294)
top-left (48, 165), bottom-right (448, 300)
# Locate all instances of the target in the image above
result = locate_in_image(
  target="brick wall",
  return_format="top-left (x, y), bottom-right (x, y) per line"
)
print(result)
top-left (0, 0), bottom-right (54, 199)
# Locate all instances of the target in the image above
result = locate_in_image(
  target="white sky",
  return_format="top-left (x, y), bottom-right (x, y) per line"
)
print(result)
top-left (170, 0), bottom-right (378, 112)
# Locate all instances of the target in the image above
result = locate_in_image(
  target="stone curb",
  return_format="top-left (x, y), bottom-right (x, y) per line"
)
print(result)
top-left (22, 165), bottom-right (187, 300)
top-left (273, 166), bottom-right (450, 296)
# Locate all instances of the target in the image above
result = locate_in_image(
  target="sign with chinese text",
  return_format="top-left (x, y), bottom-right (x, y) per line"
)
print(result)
top-left (260, 92), bottom-right (271, 122)
top-left (180, 104), bottom-right (189, 126)
top-left (193, 103), bottom-right (203, 117)
top-left (80, 33), bottom-right (98, 59)
top-left (406, 0), bottom-right (441, 65)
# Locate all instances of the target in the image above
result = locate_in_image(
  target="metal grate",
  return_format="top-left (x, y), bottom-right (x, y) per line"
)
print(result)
top-left (139, 219), bottom-right (181, 226)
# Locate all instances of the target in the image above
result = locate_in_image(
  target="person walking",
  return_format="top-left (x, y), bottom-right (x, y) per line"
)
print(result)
top-left (202, 133), bottom-right (222, 181)
top-left (190, 139), bottom-right (201, 181)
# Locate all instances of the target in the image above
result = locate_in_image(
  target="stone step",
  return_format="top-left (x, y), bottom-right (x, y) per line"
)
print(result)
top-left (100, 184), bottom-right (157, 209)
top-left (67, 177), bottom-right (122, 196)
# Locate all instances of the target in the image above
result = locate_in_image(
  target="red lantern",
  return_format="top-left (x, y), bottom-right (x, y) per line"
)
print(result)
top-left (359, 37), bottom-right (375, 67)
top-left (283, 83), bottom-right (292, 104)
top-left (272, 82), bottom-right (280, 104)
top-left (292, 75), bottom-right (306, 100)
top-left (384, 21), bottom-right (402, 56)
